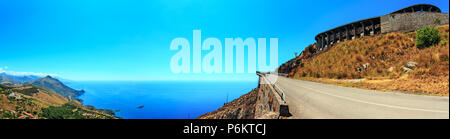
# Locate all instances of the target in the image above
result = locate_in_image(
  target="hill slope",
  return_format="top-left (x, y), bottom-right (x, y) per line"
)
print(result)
top-left (198, 89), bottom-right (258, 119)
top-left (0, 84), bottom-right (117, 119)
top-left (280, 25), bottom-right (449, 95)
top-left (28, 76), bottom-right (85, 99)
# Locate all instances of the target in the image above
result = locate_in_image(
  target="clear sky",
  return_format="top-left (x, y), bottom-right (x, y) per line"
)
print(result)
top-left (0, 0), bottom-right (448, 81)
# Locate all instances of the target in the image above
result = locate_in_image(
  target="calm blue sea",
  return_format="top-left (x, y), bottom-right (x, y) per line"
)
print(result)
top-left (66, 81), bottom-right (257, 119)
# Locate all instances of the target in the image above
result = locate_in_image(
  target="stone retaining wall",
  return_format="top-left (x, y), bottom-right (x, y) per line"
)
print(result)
top-left (254, 73), bottom-right (288, 118)
top-left (381, 12), bottom-right (449, 33)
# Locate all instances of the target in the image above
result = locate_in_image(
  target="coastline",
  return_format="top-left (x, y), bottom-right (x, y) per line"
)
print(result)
top-left (70, 80), bottom-right (257, 119)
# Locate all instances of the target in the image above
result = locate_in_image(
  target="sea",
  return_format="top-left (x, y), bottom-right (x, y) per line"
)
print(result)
top-left (66, 80), bottom-right (257, 119)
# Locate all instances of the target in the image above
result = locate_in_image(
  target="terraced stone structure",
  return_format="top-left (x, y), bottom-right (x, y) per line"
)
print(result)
top-left (278, 4), bottom-right (449, 76)
top-left (315, 4), bottom-right (449, 51)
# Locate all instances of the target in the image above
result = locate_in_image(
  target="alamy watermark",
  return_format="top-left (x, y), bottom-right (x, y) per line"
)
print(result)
top-left (170, 30), bottom-right (279, 75)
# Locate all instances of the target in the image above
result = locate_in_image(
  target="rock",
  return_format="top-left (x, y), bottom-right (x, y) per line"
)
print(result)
top-left (356, 63), bottom-right (370, 73)
top-left (402, 67), bottom-right (412, 73)
top-left (363, 63), bottom-right (370, 69)
top-left (255, 111), bottom-right (278, 119)
top-left (406, 61), bottom-right (417, 69)
top-left (356, 67), bottom-right (363, 73)
top-left (388, 67), bottom-right (394, 72)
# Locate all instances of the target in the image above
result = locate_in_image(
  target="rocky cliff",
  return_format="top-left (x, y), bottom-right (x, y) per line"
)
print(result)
top-left (198, 88), bottom-right (258, 119)
top-left (198, 74), bottom-right (287, 119)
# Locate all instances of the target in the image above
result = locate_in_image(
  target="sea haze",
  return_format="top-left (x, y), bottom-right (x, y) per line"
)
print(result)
top-left (66, 80), bottom-right (257, 119)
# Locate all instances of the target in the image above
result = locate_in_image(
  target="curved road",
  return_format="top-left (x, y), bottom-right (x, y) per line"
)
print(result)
top-left (270, 75), bottom-right (449, 119)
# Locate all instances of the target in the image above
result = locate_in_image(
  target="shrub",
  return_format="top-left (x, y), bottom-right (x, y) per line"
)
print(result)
top-left (13, 86), bottom-right (39, 96)
top-left (416, 27), bottom-right (441, 49)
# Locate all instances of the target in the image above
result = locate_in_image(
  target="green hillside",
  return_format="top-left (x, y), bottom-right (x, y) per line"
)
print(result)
top-left (28, 76), bottom-right (85, 99)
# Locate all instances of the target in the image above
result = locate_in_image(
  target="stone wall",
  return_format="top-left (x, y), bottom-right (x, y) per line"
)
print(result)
top-left (381, 12), bottom-right (449, 33)
top-left (197, 74), bottom-right (289, 119)
top-left (254, 73), bottom-right (288, 119)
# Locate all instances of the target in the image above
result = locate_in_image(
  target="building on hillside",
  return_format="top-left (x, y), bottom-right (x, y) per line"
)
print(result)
top-left (277, 4), bottom-right (449, 76)
top-left (314, 4), bottom-right (449, 51)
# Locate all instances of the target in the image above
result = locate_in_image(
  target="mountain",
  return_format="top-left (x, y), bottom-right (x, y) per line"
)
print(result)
top-left (27, 76), bottom-right (85, 99)
top-left (0, 83), bottom-right (117, 119)
top-left (0, 76), bottom-right (19, 84)
top-left (0, 73), bottom-right (40, 84)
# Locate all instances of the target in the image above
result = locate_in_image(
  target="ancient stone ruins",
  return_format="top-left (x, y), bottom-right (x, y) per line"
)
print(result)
top-left (279, 4), bottom-right (449, 75)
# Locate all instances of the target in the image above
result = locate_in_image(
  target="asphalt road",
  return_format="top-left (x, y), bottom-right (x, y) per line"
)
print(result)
top-left (269, 75), bottom-right (449, 119)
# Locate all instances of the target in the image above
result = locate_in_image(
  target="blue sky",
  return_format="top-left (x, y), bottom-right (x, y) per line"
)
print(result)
top-left (0, 0), bottom-right (448, 81)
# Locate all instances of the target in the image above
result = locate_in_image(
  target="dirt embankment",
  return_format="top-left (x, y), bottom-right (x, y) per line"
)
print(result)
top-left (197, 88), bottom-right (258, 119)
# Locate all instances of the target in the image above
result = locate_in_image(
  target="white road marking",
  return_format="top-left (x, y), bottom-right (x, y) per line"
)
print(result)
top-left (298, 84), bottom-right (449, 114)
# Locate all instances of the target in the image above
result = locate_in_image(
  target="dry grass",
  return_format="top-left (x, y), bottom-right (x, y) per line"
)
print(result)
top-left (293, 25), bottom-right (449, 96)
top-left (31, 89), bottom-right (68, 106)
